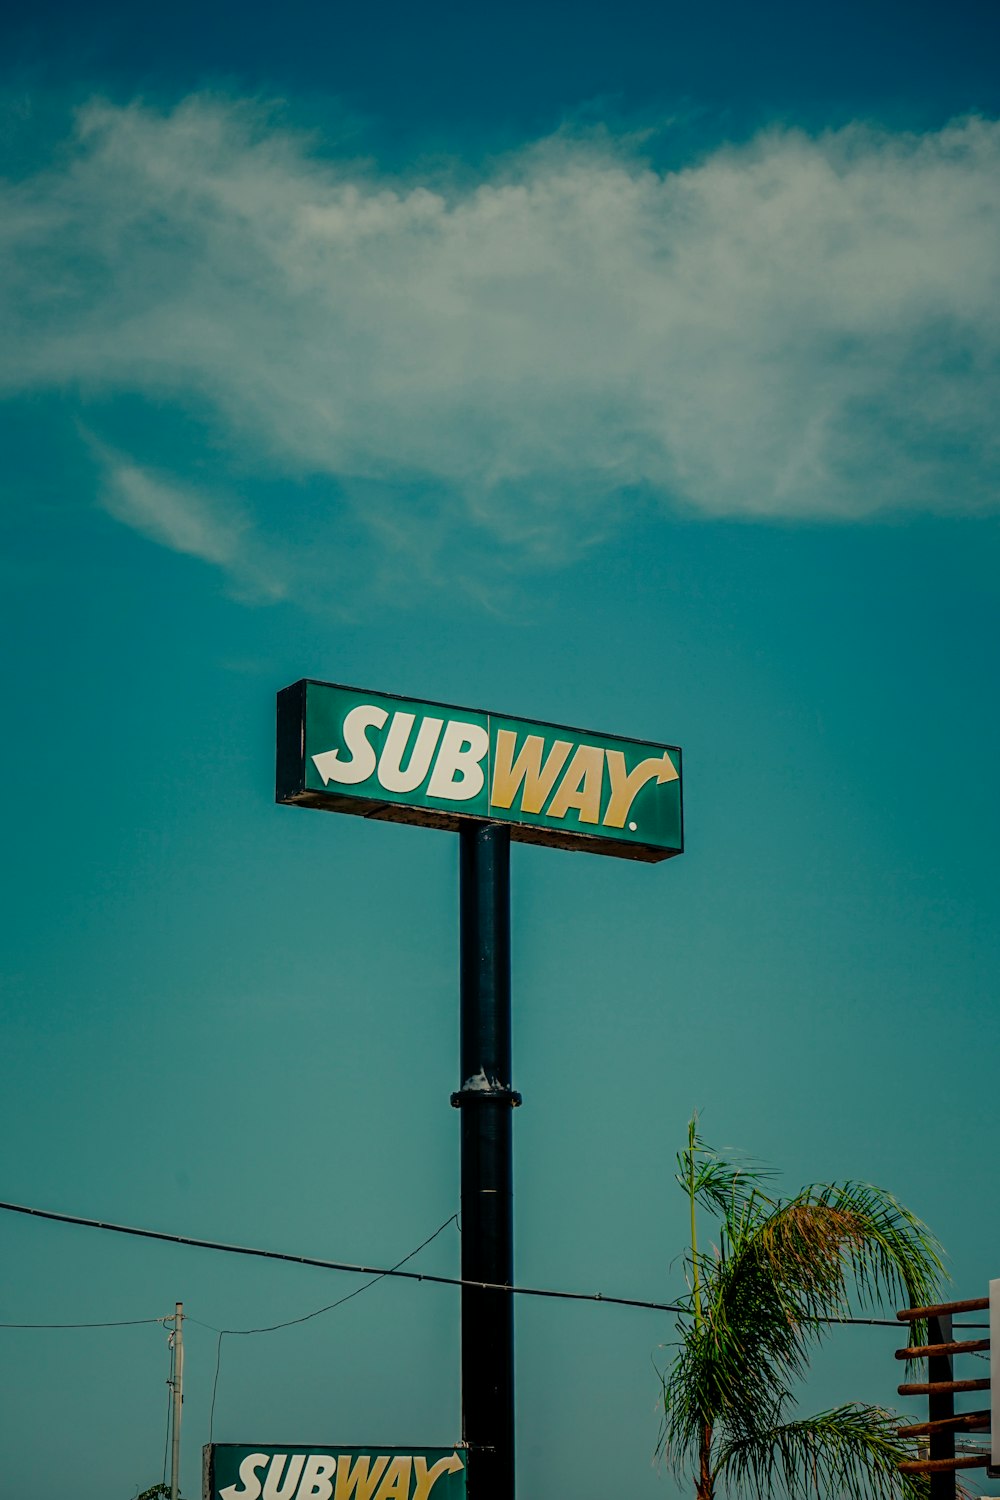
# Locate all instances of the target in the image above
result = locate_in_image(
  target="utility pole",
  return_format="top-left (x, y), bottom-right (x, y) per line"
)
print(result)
top-left (170, 1301), bottom-right (184, 1500)
top-left (451, 824), bottom-right (519, 1499)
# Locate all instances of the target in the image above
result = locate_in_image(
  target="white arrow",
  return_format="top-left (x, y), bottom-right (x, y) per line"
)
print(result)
top-left (312, 749), bottom-right (344, 785)
top-left (310, 704), bottom-right (387, 786)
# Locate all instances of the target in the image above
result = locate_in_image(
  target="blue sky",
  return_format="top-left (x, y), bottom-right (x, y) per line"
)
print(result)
top-left (2, 2), bottom-right (1000, 1497)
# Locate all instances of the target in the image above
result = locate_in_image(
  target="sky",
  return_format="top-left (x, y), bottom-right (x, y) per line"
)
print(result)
top-left (1, 1), bottom-right (999, 1496)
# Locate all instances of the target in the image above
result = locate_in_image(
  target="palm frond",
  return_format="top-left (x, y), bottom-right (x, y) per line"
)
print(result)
top-left (675, 1232), bottom-right (813, 1439)
top-left (725, 1181), bottom-right (943, 1332)
top-left (661, 1211), bottom-right (827, 1458)
top-left (660, 1316), bottom-right (790, 1463)
top-left (671, 1178), bottom-right (944, 1443)
top-left (714, 1403), bottom-right (931, 1500)
top-left (806, 1182), bottom-right (944, 1316)
top-left (661, 1127), bottom-right (947, 1497)
top-left (676, 1123), bottom-right (776, 1239)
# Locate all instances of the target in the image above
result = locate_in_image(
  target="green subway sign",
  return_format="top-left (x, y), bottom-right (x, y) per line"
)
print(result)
top-left (276, 681), bottom-right (683, 862)
top-left (203, 1446), bottom-right (466, 1500)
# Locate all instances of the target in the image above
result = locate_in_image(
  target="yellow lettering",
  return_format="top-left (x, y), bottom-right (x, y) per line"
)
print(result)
top-left (603, 749), bottom-right (678, 828)
top-left (546, 744), bottom-right (604, 825)
top-left (491, 731), bottom-right (572, 814)
top-left (412, 1455), bottom-right (464, 1500)
top-left (335, 1457), bottom-right (389, 1500)
top-left (372, 1458), bottom-right (411, 1500)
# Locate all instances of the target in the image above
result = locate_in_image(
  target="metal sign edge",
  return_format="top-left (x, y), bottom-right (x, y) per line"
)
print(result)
top-left (285, 677), bottom-right (683, 759)
top-left (275, 678), bottom-right (684, 861)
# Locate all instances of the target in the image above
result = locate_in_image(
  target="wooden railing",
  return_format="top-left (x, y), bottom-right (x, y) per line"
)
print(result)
top-left (896, 1297), bottom-right (991, 1498)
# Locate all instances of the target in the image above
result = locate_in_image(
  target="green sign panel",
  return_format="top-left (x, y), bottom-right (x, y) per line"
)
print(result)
top-left (204, 1446), bottom-right (466, 1500)
top-left (276, 680), bottom-right (683, 863)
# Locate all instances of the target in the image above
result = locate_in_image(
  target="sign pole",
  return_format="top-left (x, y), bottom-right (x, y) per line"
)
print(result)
top-left (452, 823), bottom-right (519, 1500)
top-left (276, 678), bottom-right (684, 1497)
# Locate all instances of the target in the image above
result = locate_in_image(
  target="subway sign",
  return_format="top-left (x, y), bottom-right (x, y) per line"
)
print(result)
top-left (276, 680), bottom-right (682, 862)
top-left (203, 1446), bottom-right (466, 1500)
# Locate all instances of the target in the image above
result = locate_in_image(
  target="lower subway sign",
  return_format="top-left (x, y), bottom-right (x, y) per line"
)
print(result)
top-left (204, 1446), bottom-right (466, 1500)
top-left (276, 681), bottom-right (683, 862)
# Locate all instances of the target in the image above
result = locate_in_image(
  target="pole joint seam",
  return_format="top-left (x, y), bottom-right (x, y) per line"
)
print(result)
top-left (450, 1087), bottom-right (522, 1108)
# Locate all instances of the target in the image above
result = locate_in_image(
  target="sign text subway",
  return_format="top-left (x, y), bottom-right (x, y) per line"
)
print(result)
top-left (276, 681), bottom-right (682, 862)
top-left (205, 1447), bottom-right (466, 1500)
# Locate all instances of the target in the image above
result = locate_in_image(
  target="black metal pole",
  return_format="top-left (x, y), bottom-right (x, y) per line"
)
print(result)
top-left (451, 823), bottom-right (519, 1500)
top-left (927, 1313), bottom-right (956, 1500)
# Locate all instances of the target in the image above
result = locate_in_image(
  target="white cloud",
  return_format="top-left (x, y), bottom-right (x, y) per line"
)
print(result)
top-left (98, 451), bottom-right (286, 601)
top-left (102, 461), bottom-right (240, 565)
top-left (2, 97), bottom-right (999, 583)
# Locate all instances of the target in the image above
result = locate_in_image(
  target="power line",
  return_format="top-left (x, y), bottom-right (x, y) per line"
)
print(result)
top-left (807, 1315), bottom-right (911, 1328)
top-left (208, 1332), bottom-right (224, 1448)
top-left (193, 1215), bottom-right (459, 1337)
top-left (205, 1214), bottom-right (459, 1445)
top-left (0, 1197), bottom-right (686, 1315)
top-left (0, 1198), bottom-right (935, 1327)
top-left (0, 1316), bottom-right (167, 1329)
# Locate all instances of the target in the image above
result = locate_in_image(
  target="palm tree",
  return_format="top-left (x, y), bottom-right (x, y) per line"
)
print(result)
top-left (659, 1119), bottom-right (944, 1500)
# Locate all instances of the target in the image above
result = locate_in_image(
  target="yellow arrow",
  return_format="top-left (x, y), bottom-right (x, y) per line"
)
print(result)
top-left (603, 749), bottom-right (678, 829)
top-left (411, 1452), bottom-right (464, 1499)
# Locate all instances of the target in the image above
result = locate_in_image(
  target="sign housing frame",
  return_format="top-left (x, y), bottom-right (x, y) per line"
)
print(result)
top-left (276, 678), bottom-right (683, 864)
top-left (203, 1443), bottom-right (467, 1500)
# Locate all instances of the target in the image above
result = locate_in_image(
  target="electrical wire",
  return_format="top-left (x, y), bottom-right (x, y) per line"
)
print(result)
top-left (0, 1316), bottom-right (167, 1328)
top-left (0, 1198), bottom-right (963, 1329)
top-left (806, 1315), bottom-right (908, 1328)
top-left (206, 1214), bottom-right (459, 1445)
top-left (0, 1198), bottom-right (985, 1486)
top-left (208, 1331), bottom-right (224, 1448)
top-left (193, 1215), bottom-right (458, 1337)
top-left (0, 1197), bottom-right (687, 1314)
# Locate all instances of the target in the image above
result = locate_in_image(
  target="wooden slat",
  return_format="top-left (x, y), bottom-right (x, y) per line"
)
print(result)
top-left (898, 1453), bottom-right (990, 1475)
top-left (895, 1338), bottom-right (990, 1359)
top-left (898, 1409), bottom-right (990, 1438)
top-left (897, 1297), bottom-right (989, 1320)
top-left (898, 1377), bottom-right (990, 1395)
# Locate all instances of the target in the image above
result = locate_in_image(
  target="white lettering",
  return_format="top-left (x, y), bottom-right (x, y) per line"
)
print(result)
top-left (426, 720), bottom-right (489, 802)
top-left (312, 705), bottom-right (387, 786)
top-left (295, 1454), bottom-right (337, 1500)
top-left (377, 712), bottom-right (444, 793)
top-left (263, 1455), bottom-right (307, 1500)
top-left (220, 1453), bottom-right (270, 1500)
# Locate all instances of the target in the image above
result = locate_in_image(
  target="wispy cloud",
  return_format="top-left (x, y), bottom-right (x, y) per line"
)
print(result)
top-left (97, 448), bottom-right (286, 601)
top-left (3, 97), bottom-right (999, 591)
top-left (102, 460), bottom-right (241, 565)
